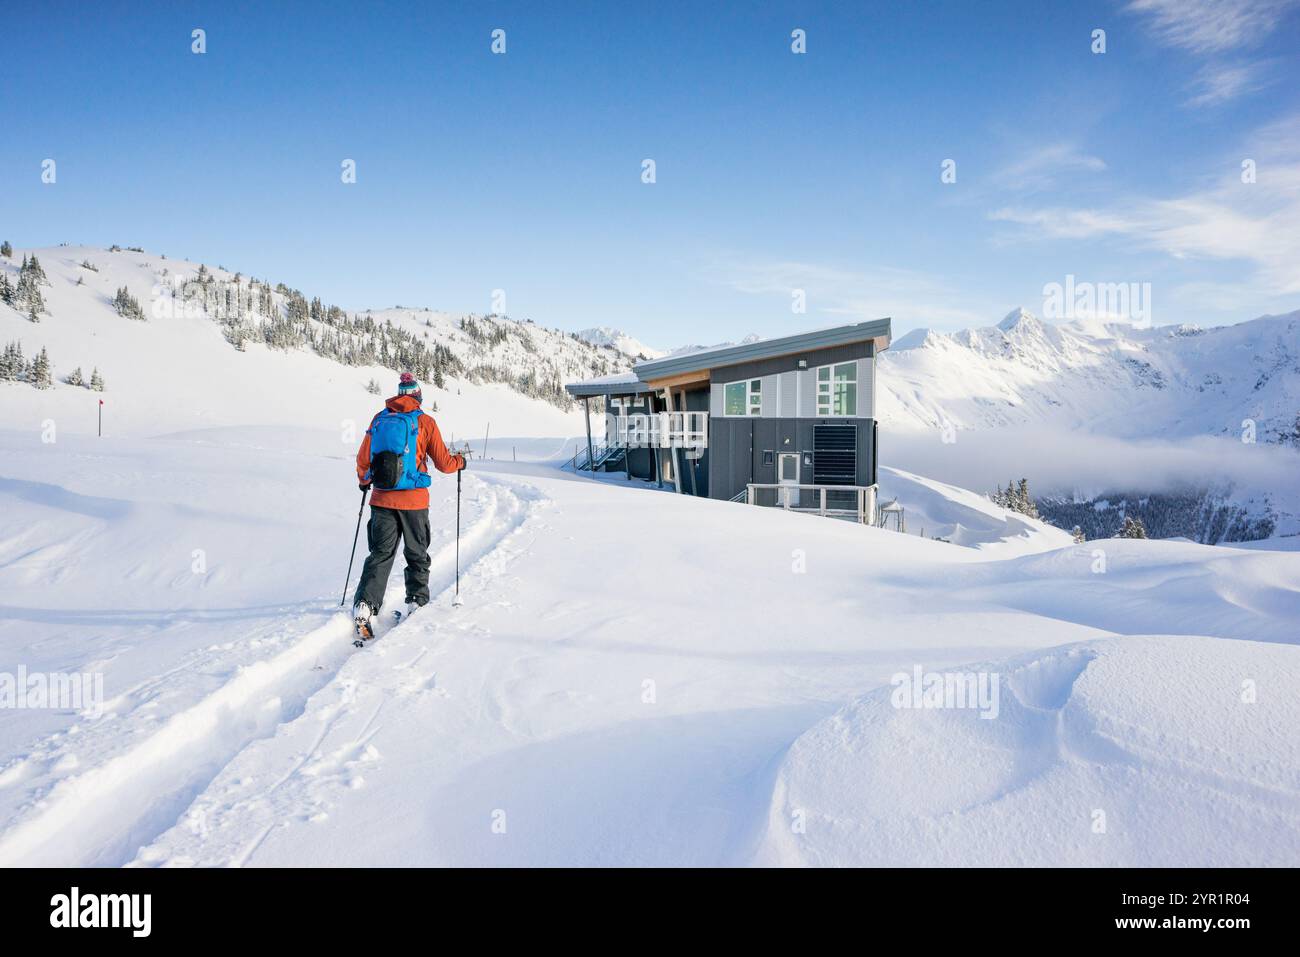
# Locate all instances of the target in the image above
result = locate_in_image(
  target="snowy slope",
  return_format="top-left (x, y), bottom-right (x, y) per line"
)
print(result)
top-left (878, 466), bottom-right (1073, 554)
top-left (0, 244), bottom-right (630, 439)
top-left (0, 426), bottom-right (1297, 866)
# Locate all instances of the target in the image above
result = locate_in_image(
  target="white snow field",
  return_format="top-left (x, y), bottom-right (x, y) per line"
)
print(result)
top-left (1, 242), bottom-right (1297, 866)
top-left (0, 426), bottom-right (1297, 867)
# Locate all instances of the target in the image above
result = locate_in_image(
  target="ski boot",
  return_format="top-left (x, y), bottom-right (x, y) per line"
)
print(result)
top-left (352, 601), bottom-right (376, 648)
top-left (393, 600), bottom-right (421, 624)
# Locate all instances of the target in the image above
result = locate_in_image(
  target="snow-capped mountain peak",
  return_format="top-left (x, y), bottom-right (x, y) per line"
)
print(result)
top-left (575, 327), bottom-right (665, 360)
top-left (996, 306), bottom-right (1039, 332)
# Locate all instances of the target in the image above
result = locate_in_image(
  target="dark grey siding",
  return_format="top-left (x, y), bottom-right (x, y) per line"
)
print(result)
top-left (682, 388), bottom-right (709, 497)
top-left (620, 446), bottom-right (655, 480)
top-left (708, 417), bottom-right (753, 501)
top-left (707, 416), bottom-right (877, 501)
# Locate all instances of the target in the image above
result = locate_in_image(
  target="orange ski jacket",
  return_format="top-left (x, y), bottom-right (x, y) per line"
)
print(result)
top-left (356, 395), bottom-right (464, 510)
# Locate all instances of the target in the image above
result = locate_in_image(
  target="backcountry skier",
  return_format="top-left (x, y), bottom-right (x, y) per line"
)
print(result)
top-left (352, 372), bottom-right (465, 641)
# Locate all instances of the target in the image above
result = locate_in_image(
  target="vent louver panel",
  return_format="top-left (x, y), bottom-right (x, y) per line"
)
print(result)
top-left (813, 424), bottom-right (857, 484)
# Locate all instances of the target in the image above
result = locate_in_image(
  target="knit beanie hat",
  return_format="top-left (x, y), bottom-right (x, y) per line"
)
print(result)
top-left (397, 372), bottom-right (421, 401)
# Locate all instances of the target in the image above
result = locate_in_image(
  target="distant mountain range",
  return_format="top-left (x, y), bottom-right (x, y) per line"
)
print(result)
top-left (575, 327), bottom-right (766, 363)
top-left (574, 327), bottom-right (665, 361)
top-left (879, 307), bottom-right (1300, 445)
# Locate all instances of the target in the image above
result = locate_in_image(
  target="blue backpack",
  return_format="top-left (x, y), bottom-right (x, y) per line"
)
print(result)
top-left (365, 409), bottom-right (432, 491)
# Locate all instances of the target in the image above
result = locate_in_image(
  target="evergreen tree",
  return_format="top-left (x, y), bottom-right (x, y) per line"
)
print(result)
top-left (1071, 525), bottom-right (1086, 544)
top-left (1119, 515), bottom-right (1148, 539)
top-left (15, 256), bottom-right (46, 315)
top-left (991, 479), bottom-right (1039, 518)
top-left (66, 366), bottom-right (84, 387)
top-left (113, 286), bottom-right (146, 321)
top-left (31, 347), bottom-right (52, 389)
top-left (0, 241), bottom-right (12, 258)
top-left (26, 254), bottom-right (47, 285)
top-left (0, 274), bottom-right (12, 306)
top-left (1284, 411), bottom-right (1300, 448)
top-left (366, 378), bottom-right (381, 395)
top-left (1015, 478), bottom-right (1039, 519)
top-left (15, 271), bottom-right (33, 309)
top-left (0, 341), bottom-right (21, 380)
top-left (90, 367), bottom-right (105, 392)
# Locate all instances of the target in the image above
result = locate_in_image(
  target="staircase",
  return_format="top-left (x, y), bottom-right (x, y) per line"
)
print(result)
top-left (573, 443), bottom-right (626, 472)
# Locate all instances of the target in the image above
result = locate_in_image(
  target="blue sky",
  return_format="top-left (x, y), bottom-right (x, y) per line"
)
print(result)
top-left (3, 0), bottom-right (1298, 344)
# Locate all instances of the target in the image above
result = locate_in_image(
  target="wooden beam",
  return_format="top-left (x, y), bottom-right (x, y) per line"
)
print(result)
top-left (643, 370), bottom-right (710, 392)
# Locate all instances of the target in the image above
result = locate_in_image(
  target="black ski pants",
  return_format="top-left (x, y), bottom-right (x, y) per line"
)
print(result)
top-left (354, 506), bottom-right (431, 612)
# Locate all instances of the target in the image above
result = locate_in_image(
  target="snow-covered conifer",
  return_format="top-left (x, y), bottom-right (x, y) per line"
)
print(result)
top-left (31, 347), bottom-right (52, 389)
top-left (1119, 515), bottom-right (1147, 539)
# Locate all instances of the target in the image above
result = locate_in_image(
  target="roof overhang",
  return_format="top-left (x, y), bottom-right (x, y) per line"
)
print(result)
top-left (564, 376), bottom-right (657, 399)
top-left (633, 318), bottom-right (892, 382)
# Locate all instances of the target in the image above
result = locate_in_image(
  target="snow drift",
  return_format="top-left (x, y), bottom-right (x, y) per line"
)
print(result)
top-left (755, 635), bottom-right (1300, 867)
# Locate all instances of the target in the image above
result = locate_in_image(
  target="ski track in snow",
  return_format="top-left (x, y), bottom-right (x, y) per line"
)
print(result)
top-left (0, 473), bottom-right (543, 868)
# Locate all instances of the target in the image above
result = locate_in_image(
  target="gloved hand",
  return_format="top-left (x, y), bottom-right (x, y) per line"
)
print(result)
top-left (458, 455), bottom-right (468, 471)
top-left (359, 482), bottom-right (371, 492)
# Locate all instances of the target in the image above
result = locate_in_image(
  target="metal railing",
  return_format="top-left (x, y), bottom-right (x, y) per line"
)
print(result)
top-left (745, 483), bottom-right (879, 524)
top-left (606, 412), bottom-right (708, 449)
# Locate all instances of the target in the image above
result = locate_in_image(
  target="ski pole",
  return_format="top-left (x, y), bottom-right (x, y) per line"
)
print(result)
top-left (453, 466), bottom-right (464, 606)
top-left (340, 487), bottom-right (368, 607)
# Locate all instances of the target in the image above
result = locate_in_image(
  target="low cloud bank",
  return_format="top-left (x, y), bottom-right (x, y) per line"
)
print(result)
top-left (884, 428), bottom-right (1300, 501)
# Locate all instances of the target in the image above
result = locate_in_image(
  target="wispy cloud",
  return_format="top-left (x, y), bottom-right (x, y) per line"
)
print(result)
top-left (988, 115), bottom-right (1300, 297)
top-left (1126, 0), bottom-right (1297, 106)
top-left (998, 144), bottom-right (1107, 191)
top-left (1185, 60), bottom-right (1273, 106)
top-left (704, 256), bottom-right (993, 330)
top-left (1125, 0), bottom-right (1298, 54)
top-left (988, 207), bottom-right (1131, 240)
